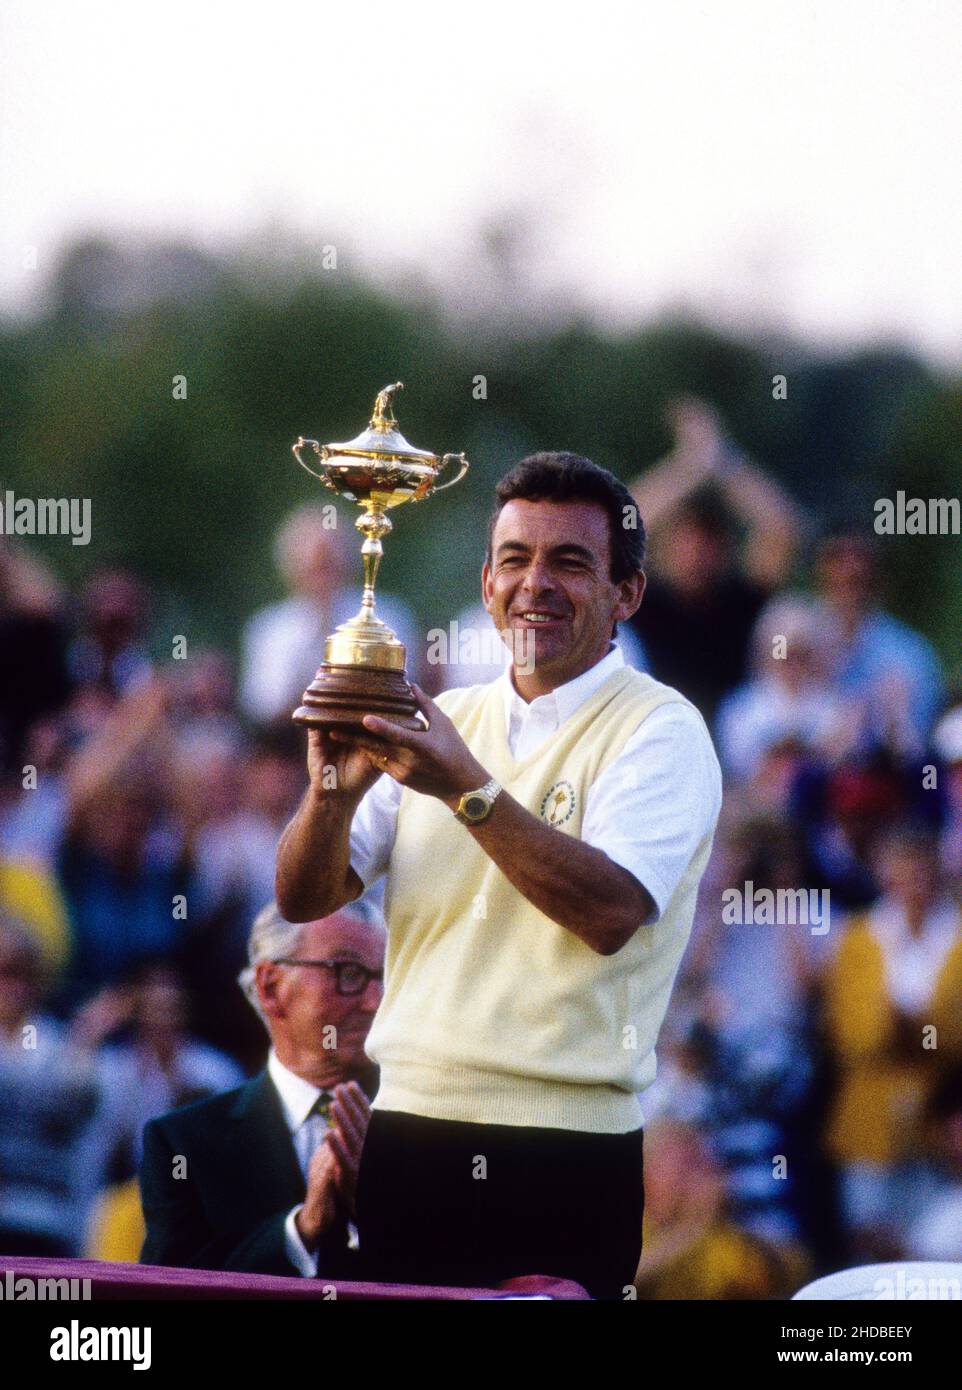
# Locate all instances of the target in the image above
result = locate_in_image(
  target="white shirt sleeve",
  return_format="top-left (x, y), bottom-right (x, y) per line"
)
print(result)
top-left (284, 1204), bottom-right (319, 1277)
top-left (581, 702), bottom-right (723, 922)
top-left (348, 773), bottom-right (404, 888)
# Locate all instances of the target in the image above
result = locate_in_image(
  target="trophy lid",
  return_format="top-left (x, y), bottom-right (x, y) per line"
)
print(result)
top-left (324, 382), bottom-right (438, 464)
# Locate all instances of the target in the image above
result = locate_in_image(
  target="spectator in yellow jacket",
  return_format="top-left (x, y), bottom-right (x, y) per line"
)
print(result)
top-left (822, 825), bottom-right (962, 1255)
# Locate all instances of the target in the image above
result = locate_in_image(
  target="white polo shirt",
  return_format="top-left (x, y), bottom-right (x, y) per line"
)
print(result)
top-left (349, 645), bottom-right (722, 922)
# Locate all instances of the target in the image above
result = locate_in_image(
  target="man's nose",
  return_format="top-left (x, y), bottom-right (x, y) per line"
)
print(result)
top-left (519, 559), bottom-right (556, 596)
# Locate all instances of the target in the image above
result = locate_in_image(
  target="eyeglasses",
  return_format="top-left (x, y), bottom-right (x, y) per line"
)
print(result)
top-left (272, 958), bottom-right (384, 997)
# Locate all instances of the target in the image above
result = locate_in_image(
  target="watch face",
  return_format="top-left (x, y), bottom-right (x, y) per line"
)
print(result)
top-left (463, 794), bottom-right (488, 820)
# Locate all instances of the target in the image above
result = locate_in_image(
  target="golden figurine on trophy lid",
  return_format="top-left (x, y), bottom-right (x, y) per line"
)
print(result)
top-left (290, 382), bottom-right (468, 731)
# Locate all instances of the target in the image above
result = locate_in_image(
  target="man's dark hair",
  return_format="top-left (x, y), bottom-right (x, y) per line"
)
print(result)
top-left (674, 485), bottom-right (738, 548)
top-left (486, 452), bottom-right (645, 582)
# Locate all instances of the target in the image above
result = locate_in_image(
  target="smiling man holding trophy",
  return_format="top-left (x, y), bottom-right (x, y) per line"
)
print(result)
top-left (276, 384), bottom-right (723, 1298)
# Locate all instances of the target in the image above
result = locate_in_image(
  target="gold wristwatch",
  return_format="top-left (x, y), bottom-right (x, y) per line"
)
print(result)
top-left (453, 777), bottom-right (502, 825)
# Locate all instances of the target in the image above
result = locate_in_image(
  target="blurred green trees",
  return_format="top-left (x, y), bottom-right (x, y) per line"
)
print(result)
top-left (1, 233), bottom-right (958, 677)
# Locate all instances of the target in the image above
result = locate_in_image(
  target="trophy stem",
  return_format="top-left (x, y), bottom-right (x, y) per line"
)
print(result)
top-left (356, 505), bottom-right (391, 622)
top-left (360, 535), bottom-right (382, 618)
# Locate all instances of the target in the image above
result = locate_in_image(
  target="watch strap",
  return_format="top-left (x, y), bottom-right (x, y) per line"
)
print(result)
top-left (454, 777), bottom-right (502, 824)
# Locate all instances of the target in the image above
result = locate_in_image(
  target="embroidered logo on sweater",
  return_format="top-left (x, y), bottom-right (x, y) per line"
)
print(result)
top-left (540, 780), bottom-right (576, 826)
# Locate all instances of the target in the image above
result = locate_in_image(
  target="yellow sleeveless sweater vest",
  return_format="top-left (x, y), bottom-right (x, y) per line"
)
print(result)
top-left (365, 666), bottom-right (715, 1132)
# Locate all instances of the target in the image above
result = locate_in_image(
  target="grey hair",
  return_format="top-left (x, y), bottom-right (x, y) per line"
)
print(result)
top-left (750, 594), bottom-right (832, 671)
top-left (237, 898), bottom-right (386, 1029)
top-left (273, 504), bottom-right (350, 588)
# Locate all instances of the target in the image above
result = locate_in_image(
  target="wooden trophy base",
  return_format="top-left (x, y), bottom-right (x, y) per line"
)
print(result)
top-left (292, 663), bottom-right (424, 732)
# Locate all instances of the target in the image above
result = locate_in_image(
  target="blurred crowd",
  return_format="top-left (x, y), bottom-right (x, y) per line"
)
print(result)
top-left (1, 397), bottom-right (961, 1294)
top-left (628, 401), bottom-right (962, 1296)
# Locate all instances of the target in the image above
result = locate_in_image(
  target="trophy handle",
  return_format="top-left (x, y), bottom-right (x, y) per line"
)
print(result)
top-left (427, 452), bottom-right (469, 495)
top-left (292, 437), bottom-right (331, 484)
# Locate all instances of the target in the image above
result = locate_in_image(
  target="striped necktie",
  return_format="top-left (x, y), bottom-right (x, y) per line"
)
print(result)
top-left (312, 1091), bottom-right (334, 1123)
top-left (298, 1092), bottom-right (333, 1176)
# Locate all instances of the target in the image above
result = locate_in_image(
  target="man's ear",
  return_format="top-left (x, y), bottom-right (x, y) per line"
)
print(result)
top-left (255, 962), bottom-right (284, 1021)
top-left (614, 570), bottom-right (646, 624)
top-left (481, 560), bottom-right (495, 614)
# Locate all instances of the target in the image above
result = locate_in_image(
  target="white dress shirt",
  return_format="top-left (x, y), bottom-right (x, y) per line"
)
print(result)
top-left (267, 1049), bottom-right (358, 1278)
top-left (349, 645), bottom-right (722, 921)
top-left (867, 896), bottom-right (961, 1016)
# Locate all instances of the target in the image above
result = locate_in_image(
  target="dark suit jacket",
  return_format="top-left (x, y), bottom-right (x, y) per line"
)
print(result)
top-left (139, 1067), bottom-right (375, 1279)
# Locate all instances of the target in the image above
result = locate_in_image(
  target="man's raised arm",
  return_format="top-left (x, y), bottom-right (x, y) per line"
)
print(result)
top-left (275, 728), bottom-right (381, 922)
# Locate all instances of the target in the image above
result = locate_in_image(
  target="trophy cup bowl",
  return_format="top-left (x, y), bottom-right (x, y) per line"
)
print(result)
top-left (290, 382), bottom-right (468, 732)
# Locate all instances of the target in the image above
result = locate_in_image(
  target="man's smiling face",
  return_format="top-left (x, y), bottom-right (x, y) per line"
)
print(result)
top-left (482, 498), bottom-right (645, 698)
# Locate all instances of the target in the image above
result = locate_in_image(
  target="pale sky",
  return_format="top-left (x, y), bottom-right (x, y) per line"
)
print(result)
top-left (1, 0), bottom-right (960, 361)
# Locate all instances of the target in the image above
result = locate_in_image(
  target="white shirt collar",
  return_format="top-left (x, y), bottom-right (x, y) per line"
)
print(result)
top-left (499, 643), bottom-right (624, 736)
top-left (267, 1047), bottom-right (324, 1133)
top-left (870, 896), bottom-right (959, 953)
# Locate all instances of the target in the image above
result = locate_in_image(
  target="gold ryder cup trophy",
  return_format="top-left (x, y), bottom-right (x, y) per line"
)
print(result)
top-left (290, 382), bottom-right (468, 731)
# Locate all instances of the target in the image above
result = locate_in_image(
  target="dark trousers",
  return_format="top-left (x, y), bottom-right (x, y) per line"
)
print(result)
top-left (355, 1109), bottom-right (644, 1299)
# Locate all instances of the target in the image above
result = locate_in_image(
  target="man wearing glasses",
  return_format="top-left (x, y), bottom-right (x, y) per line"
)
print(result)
top-left (139, 900), bottom-right (384, 1278)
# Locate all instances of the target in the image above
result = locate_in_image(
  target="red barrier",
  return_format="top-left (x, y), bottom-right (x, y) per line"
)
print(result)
top-left (0, 1256), bottom-right (589, 1300)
